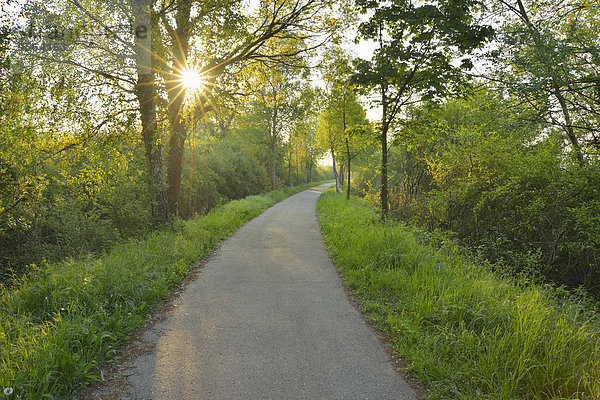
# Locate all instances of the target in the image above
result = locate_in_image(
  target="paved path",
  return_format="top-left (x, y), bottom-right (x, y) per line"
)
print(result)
top-left (86, 184), bottom-right (417, 400)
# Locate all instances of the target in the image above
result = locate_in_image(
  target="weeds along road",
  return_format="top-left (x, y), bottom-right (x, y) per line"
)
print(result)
top-left (84, 183), bottom-right (417, 400)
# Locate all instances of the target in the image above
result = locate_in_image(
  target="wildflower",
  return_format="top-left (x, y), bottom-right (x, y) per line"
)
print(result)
top-left (3, 387), bottom-right (13, 396)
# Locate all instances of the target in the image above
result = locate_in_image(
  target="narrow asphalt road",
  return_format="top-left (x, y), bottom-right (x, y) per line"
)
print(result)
top-left (85, 184), bottom-right (417, 400)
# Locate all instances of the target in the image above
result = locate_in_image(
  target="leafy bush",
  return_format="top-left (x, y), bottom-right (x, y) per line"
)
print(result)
top-left (0, 134), bottom-right (152, 282)
top-left (353, 92), bottom-right (600, 297)
top-left (179, 135), bottom-right (270, 219)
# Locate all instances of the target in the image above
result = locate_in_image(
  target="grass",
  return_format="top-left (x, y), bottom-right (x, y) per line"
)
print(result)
top-left (317, 190), bottom-right (600, 399)
top-left (0, 182), bottom-right (328, 399)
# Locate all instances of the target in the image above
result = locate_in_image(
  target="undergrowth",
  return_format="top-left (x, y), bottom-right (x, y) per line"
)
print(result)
top-left (317, 190), bottom-right (600, 399)
top-left (0, 182), bottom-right (326, 399)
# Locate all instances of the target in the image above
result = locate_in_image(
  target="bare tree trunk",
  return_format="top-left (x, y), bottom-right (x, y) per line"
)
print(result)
top-left (270, 104), bottom-right (278, 190)
top-left (553, 82), bottom-right (585, 165)
top-left (306, 161), bottom-right (310, 183)
top-left (136, 73), bottom-right (168, 222)
top-left (340, 98), bottom-right (347, 188)
top-left (166, 111), bottom-right (187, 215)
top-left (287, 154), bottom-right (292, 186)
top-left (271, 155), bottom-right (277, 189)
top-left (342, 90), bottom-right (351, 199)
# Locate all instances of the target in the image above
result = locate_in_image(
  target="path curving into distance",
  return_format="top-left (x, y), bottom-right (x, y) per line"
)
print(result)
top-left (84, 183), bottom-right (417, 400)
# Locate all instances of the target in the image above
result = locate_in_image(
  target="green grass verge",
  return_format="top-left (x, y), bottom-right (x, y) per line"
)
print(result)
top-left (0, 182), bottom-right (328, 399)
top-left (317, 190), bottom-right (600, 399)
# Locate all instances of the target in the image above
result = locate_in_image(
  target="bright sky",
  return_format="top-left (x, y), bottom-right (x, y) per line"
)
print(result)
top-left (345, 36), bottom-right (381, 123)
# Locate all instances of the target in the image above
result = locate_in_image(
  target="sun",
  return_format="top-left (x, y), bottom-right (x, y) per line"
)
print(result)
top-left (180, 68), bottom-right (205, 92)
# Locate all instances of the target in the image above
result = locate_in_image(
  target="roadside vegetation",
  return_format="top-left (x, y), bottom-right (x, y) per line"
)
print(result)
top-left (3, 0), bottom-right (600, 398)
top-left (0, 182), bottom-right (325, 399)
top-left (0, 1), bottom-right (344, 284)
top-left (318, 190), bottom-right (600, 399)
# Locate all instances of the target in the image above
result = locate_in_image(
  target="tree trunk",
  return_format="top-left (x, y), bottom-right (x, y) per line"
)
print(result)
top-left (339, 101), bottom-right (346, 188)
top-left (381, 83), bottom-right (389, 218)
top-left (331, 145), bottom-right (339, 193)
top-left (133, 0), bottom-right (168, 222)
top-left (553, 82), bottom-right (585, 165)
top-left (287, 154), bottom-right (291, 186)
top-left (346, 136), bottom-right (351, 199)
top-left (306, 161), bottom-right (310, 184)
top-left (270, 104), bottom-right (278, 190)
top-left (166, 111), bottom-right (187, 215)
top-left (164, 4), bottom-right (192, 215)
top-left (136, 73), bottom-right (169, 222)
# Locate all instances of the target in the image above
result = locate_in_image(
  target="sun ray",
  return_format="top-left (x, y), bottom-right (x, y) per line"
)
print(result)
top-left (180, 68), bottom-right (205, 93)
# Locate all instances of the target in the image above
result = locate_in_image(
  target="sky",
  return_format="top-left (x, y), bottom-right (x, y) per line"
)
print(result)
top-left (343, 34), bottom-right (381, 122)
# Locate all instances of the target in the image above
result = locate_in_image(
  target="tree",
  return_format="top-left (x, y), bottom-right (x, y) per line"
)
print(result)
top-left (352, 0), bottom-right (493, 217)
top-left (133, 0), bottom-right (169, 221)
top-left (320, 48), bottom-right (369, 198)
top-left (491, 0), bottom-right (600, 164)
top-left (295, 117), bottom-right (321, 184)
top-left (157, 0), bottom-right (349, 212)
top-left (15, 0), bottom-right (348, 219)
top-left (242, 55), bottom-right (310, 189)
top-left (317, 99), bottom-right (344, 192)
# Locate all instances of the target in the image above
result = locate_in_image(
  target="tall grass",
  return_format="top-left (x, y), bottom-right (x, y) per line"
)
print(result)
top-left (317, 191), bottom-right (600, 399)
top-left (0, 182), bottom-right (325, 399)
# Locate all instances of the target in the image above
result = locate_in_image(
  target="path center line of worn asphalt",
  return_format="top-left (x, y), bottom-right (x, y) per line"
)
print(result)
top-left (87, 184), bottom-right (417, 400)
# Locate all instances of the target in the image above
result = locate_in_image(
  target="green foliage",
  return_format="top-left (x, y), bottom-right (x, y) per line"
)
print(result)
top-left (318, 190), bottom-right (600, 399)
top-left (351, 0), bottom-right (493, 214)
top-left (353, 0), bottom-right (493, 104)
top-left (0, 66), bottom-right (152, 281)
top-left (492, 0), bottom-right (600, 159)
top-left (355, 91), bottom-right (600, 296)
top-left (0, 182), bottom-right (321, 399)
top-left (179, 135), bottom-right (270, 218)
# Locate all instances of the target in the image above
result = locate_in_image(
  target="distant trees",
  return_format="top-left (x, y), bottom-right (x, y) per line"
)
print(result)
top-left (243, 57), bottom-right (310, 189)
top-left (321, 50), bottom-right (370, 199)
top-left (317, 96), bottom-right (344, 193)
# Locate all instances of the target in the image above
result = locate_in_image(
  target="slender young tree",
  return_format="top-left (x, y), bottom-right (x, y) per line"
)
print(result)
top-left (352, 0), bottom-right (493, 217)
top-left (320, 48), bottom-right (368, 199)
top-left (317, 104), bottom-right (344, 192)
